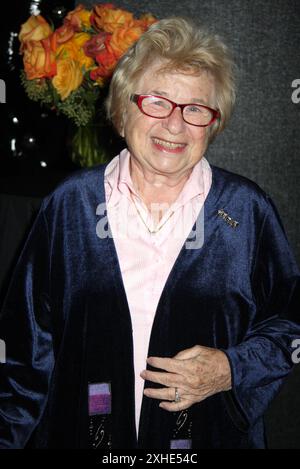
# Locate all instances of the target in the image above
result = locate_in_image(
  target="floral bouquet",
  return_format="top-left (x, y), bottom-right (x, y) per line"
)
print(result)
top-left (18, 3), bottom-right (156, 166)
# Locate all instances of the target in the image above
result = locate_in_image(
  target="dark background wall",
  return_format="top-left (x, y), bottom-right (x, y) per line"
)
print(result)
top-left (0, 0), bottom-right (299, 448)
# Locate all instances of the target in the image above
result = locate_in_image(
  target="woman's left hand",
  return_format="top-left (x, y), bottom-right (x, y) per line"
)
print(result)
top-left (140, 345), bottom-right (232, 412)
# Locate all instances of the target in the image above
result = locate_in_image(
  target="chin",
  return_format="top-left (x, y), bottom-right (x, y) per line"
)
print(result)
top-left (151, 162), bottom-right (184, 174)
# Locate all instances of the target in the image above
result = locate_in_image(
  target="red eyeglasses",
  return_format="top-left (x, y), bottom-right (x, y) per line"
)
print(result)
top-left (130, 94), bottom-right (220, 127)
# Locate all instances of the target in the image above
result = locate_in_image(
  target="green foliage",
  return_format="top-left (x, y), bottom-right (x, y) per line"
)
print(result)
top-left (20, 71), bottom-right (102, 127)
top-left (20, 70), bottom-right (53, 105)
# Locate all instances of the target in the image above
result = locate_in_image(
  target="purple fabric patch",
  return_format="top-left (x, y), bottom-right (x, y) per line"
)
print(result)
top-left (88, 382), bottom-right (111, 415)
top-left (170, 439), bottom-right (192, 449)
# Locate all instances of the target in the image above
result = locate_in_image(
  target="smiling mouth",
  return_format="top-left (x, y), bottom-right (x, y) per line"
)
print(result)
top-left (152, 137), bottom-right (186, 150)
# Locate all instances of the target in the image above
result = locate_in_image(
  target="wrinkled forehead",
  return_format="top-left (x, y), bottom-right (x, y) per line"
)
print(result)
top-left (138, 58), bottom-right (213, 80)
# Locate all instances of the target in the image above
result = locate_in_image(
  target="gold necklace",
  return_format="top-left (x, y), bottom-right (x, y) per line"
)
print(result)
top-left (131, 195), bottom-right (174, 234)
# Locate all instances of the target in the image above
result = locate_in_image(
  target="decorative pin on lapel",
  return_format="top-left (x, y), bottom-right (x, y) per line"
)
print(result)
top-left (217, 209), bottom-right (239, 228)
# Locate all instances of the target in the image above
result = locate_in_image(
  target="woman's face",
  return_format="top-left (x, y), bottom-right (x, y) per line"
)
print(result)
top-left (122, 61), bottom-right (216, 179)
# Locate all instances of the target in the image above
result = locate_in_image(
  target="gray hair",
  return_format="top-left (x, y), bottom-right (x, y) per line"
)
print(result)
top-left (106, 17), bottom-right (236, 143)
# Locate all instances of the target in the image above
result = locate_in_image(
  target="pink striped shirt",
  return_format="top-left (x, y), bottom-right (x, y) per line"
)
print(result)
top-left (104, 148), bottom-right (212, 432)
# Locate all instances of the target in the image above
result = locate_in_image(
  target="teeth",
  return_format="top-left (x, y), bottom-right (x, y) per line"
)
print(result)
top-left (153, 138), bottom-right (185, 149)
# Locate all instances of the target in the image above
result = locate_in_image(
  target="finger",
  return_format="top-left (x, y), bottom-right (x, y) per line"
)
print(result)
top-left (140, 370), bottom-right (184, 388)
top-left (146, 356), bottom-right (185, 374)
top-left (143, 387), bottom-right (178, 401)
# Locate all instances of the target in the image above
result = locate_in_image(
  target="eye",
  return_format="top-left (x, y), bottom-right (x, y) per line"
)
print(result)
top-left (185, 105), bottom-right (204, 113)
top-left (143, 97), bottom-right (171, 115)
top-left (151, 99), bottom-right (169, 109)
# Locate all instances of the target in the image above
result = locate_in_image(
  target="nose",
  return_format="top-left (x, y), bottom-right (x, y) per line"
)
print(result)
top-left (162, 106), bottom-right (185, 134)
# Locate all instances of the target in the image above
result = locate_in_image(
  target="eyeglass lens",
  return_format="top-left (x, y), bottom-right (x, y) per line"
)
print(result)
top-left (141, 96), bottom-right (214, 126)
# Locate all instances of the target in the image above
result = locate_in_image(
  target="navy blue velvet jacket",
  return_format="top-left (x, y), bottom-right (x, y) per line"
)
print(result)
top-left (0, 161), bottom-right (299, 449)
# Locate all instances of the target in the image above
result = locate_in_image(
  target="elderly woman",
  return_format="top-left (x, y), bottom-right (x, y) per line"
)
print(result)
top-left (0, 17), bottom-right (299, 450)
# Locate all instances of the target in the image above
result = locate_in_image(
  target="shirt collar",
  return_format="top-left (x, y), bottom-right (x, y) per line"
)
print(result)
top-left (105, 148), bottom-right (205, 208)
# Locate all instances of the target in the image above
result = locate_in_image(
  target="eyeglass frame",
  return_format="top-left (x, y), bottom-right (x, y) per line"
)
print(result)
top-left (130, 94), bottom-right (220, 127)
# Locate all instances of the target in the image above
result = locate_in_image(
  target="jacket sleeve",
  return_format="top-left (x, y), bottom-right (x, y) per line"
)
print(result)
top-left (223, 196), bottom-right (300, 429)
top-left (0, 202), bottom-right (54, 448)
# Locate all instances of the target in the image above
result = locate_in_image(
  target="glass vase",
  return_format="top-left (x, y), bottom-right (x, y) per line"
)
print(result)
top-left (70, 121), bottom-right (111, 168)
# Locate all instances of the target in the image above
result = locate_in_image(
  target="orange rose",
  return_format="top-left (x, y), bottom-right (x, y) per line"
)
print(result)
top-left (64, 4), bottom-right (92, 31)
top-left (56, 33), bottom-right (94, 70)
top-left (19, 15), bottom-right (52, 44)
top-left (95, 47), bottom-right (116, 73)
top-left (107, 25), bottom-right (144, 59)
top-left (91, 5), bottom-right (134, 33)
top-left (90, 64), bottom-right (113, 85)
top-left (52, 58), bottom-right (83, 100)
top-left (22, 36), bottom-right (56, 80)
top-left (52, 24), bottom-right (74, 45)
top-left (135, 14), bottom-right (157, 31)
top-left (83, 32), bottom-right (109, 59)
